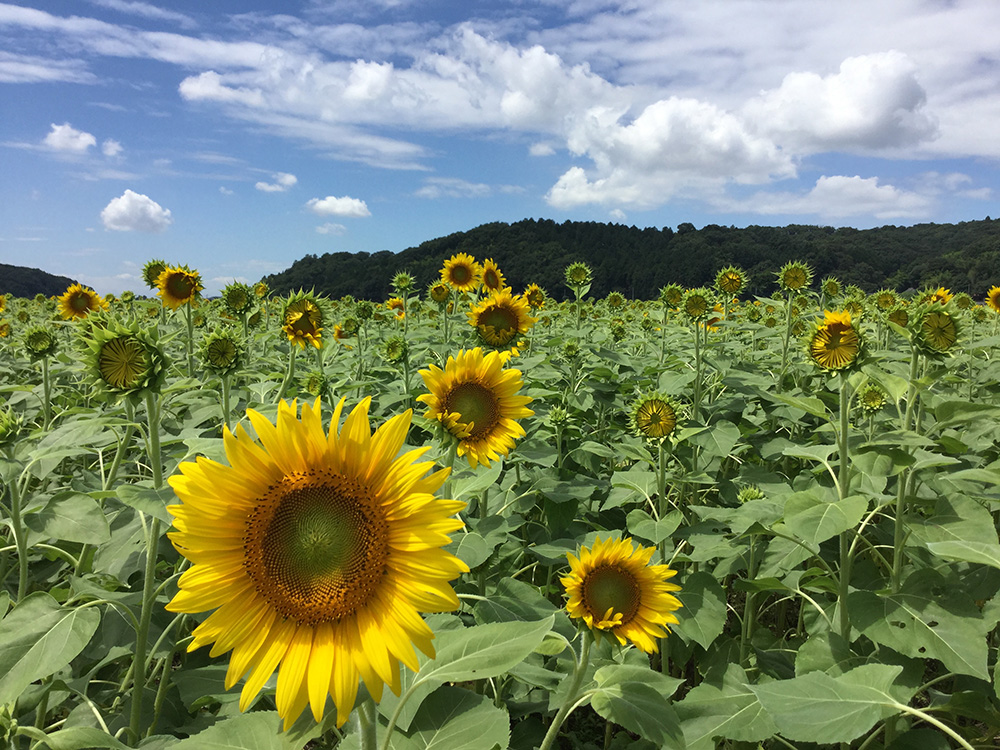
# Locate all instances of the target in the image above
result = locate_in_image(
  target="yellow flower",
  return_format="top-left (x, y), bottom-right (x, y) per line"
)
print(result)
top-left (156, 266), bottom-right (203, 310)
top-left (562, 536), bottom-right (682, 654)
top-left (467, 288), bottom-right (536, 350)
top-left (985, 285), bottom-right (1000, 314)
top-left (808, 310), bottom-right (861, 370)
top-left (166, 399), bottom-right (468, 729)
top-left (440, 253), bottom-right (481, 292)
top-left (386, 297), bottom-right (406, 320)
top-left (428, 281), bottom-right (451, 305)
top-left (283, 294), bottom-right (325, 349)
top-left (58, 283), bottom-right (108, 320)
top-left (523, 283), bottom-right (546, 310)
top-left (924, 287), bottom-right (953, 305)
top-left (633, 394), bottom-right (679, 439)
top-left (480, 258), bottom-right (506, 292)
top-left (417, 348), bottom-right (533, 469)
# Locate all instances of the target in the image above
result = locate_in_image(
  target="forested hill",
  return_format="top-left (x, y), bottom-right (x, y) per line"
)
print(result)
top-left (264, 217), bottom-right (1000, 301)
top-left (1, 263), bottom-right (78, 298)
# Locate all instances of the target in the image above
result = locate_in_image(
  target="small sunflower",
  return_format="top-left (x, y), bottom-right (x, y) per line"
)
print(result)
top-left (564, 262), bottom-right (592, 288)
top-left (386, 297), bottom-right (406, 320)
top-left (562, 536), bottom-right (682, 654)
top-left (777, 261), bottom-right (813, 293)
top-left (0, 320), bottom-right (10, 338)
top-left (417, 348), bottom-right (533, 469)
top-left (858, 383), bottom-right (888, 417)
top-left (873, 289), bottom-right (897, 311)
top-left (428, 281), bottom-right (451, 305)
top-left (142, 259), bottom-right (167, 290)
top-left (467, 288), bottom-right (536, 350)
top-left (253, 280), bottom-right (270, 299)
top-left (282, 292), bottom-right (327, 350)
top-left (680, 287), bottom-right (713, 322)
top-left (382, 335), bottom-right (408, 363)
top-left (391, 271), bottom-right (415, 295)
top-left (157, 265), bottom-right (203, 310)
top-left (606, 291), bottom-right (627, 310)
top-left (921, 286), bottom-right (953, 305)
top-left (200, 329), bottom-right (243, 375)
top-left (953, 292), bottom-right (973, 311)
top-left (81, 320), bottom-right (167, 398)
top-left (632, 393), bottom-right (679, 439)
top-left (480, 259), bottom-right (506, 293)
top-left (23, 325), bottom-right (58, 361)
top-left (984, 285), bottom-right (1000, 314)
top-left (0, 295), bottom-right (5, 313)
top-left (715, 266), bottom-right (748, 297)
top-left (0, 403), bottom-right (21, 446)
top-left (441, 253), bottom-right (481, 293)
top-left (659, 284), bottom-right (684, 309)
top-left (166, 398), bottom-right (469, 729)
top-left (913, 305), bottom-right (960, 357)
top-left (808, 310), bottom-right (862, 371)
top-left (523, 283), bottom-right (546, 310)
top-left (820, 276), bottom-right (842, 299)
top-left (222, 282), bottom-right (254, 317)
top-left (58, 283), bottom-right (108, 320)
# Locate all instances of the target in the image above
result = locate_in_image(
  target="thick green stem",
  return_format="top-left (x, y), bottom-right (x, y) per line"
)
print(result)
top-left (538, 632), bottom-right (592, 750)
top-left (891, 348), bottom-right (921, 592)
top-left (276, 346), bottom-right (298, 402)
top-left (221, 373), bottom-right (232, 431)
top-left (778, 294), bottom-right (794, 387)
top-left (740, 534), bottom-right (757, 665)
top-left (6, 475), bottom-right (29, 602)
top-left (184, 303), bottom-right (195, 379)
top-left (357, 696), bottom-right (378, 750)
top-left (41, 357), bottom-right (52, 429)
top-left (837, 374), bottom-right (852, 641)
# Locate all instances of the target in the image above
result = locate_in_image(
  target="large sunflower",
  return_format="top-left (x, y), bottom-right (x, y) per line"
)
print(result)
top-left (808, 310), bottom-right (861, 371)
top-left (440, 253), bottom-right (481, 293)
top-left (417, 348), bottom-right (533, 468)
top-left (157, 265), bottom-right (203, 310)
top-left (467, 288), bottom-right (536, 350)
top-left (166, 398), bottom-right (468, 729)
top-left (562, 536), bottom-right (682, 654)
top-left (58, 283), bottom-right (108, 320)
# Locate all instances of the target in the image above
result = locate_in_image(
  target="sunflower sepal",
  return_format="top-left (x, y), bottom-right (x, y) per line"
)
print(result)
top-left (79, 314), bottom-right (168, 402)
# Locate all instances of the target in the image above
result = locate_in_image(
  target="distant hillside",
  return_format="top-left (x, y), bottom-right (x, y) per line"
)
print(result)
top-left (1, 263), bottom-right (78, 298)
top-left (265, 217), bottom-right (1000, 301)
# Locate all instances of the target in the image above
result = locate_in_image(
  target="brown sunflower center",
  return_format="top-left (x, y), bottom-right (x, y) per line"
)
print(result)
top-left (483, 269), bottom-right (500, 288)
top-left (71, 292), bottom-right (90, 311)
top-left (478, 306), bottom-right (518, 341)
top-left (582, 564), bottom-right (641, 625)
top-left (243, 472), bottom-right (388, 625)
top-left (445, 382), bottom-right (500, 438)
top-left (166, 274), bottom-right (196, 300)
top-left (450, 264), bottom-right (472, 284)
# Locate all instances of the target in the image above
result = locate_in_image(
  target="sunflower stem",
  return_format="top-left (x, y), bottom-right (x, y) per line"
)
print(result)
top-left (40, 356), bottom-right (52, 430)
top-left (5, 467), bottom-right (29, 602)
top-left (357, 695), bottom-right (378, 750)
top-left (129, 391), bottom-right (163, 743)
top-left (277, 346), bottom-right (297, 402)
top-left (184, 302), bottom-right (195, 379)
top-left (221, 372), bottom-right (232, 431)
top-left (538, 631), bottom-right (592, 750)
top-left (836, 374), bottom-right (853, 641)
top-left (891, 346), bottom-right (922, 592)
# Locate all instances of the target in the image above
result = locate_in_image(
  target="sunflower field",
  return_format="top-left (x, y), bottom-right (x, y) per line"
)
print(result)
top-left (1, 260), bottom-right (1000, 750)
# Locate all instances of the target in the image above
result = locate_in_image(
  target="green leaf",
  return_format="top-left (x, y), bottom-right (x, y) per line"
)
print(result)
top-left (449, 462), bottom-right (503, 503)
top-left (675, 663), bottom-right (777, 750)
top-left (172, 711), bottom-right (320, 750)
top-left (117, 483), bottom-right (176, 525)
top-left (33, 728), bottom-right (131, 750)
top-left (909, 495), bottom-right (1000, 569)
top-left (688, 420), bottom-right (741, 459)
top-left (472, 577), bottom-right (574, 641)
top-left (25, 491), bottom-right (111, 545)
top-left (591, 667), bottom-right (685, 749)
top-left (750, 664), bottom-right (904, 744)
top-left (454, 533), bottom-right (492, 569)
top-left (784, 491), bottom-right (868, 546)
top-left (670, 571), bottom-right (726, 650)
top-left (761, 392), bottom-right (829, 419)
top-left (849, 569), bottom-right (991, 680)
top-left (0, 593), bottom-right (101, 706)
top-left (626, 509), bottom-right (682, 545)
top-left (393, 686), bottom-right (509, 750)
top-left (417, 617), bottom-right (554, 685)
top-left (925, 541), bottom-right (1000, 570)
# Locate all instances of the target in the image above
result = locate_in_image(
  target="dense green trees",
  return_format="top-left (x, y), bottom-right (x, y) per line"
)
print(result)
top-left (265, 217), bottom-right (1000, 301)
top-left (0, 263), bottom-right (77, 298)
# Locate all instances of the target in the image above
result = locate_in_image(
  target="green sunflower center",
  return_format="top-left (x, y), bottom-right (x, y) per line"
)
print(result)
top-left (583, 564), bottom-right (640, 625)
top-left (99, 336), bottom-right (149, 390)
top-left (450, 264), bottom-right (472, 284)
top-left (445, 382), bottom-right (500, 439)
top-left (207, 338), bottom-right (237, 368)
top-left (922, 312), bottom-right (956, 351)
top-left (244, 472), bottom-right (388, 625)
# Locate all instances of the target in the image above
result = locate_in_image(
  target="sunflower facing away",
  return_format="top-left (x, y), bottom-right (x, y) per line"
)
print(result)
top-left (633, 393), bottom-right (679, 439)
top-left (562, 536), bottom-right (682, 654)
top-left (142, 259), bottom-right (167, 290)
top-left (914, 307), bottom-right (960, 356)
top-left (166, 398), bottom-right (469, 729)
top-left (808, 310), bottom-right (861, 371)
top-left (157, 265), bottom-right (203, 310)
top-left (715, 266), bottom-right (748, 297)
top-left (777, 261), bottom-right (813, 293)
top-left (467, 288), bottom-right (536, 351)
top-left (440, 253), bottom-right (481, 293)
top-left (58, 283), bottom-right (108, 320)
top-left (81, 320), bottom-right (167, 398)
top-left (418, 347), bottom-right (533, 468)
top-left (985, 285), bottom-right (1000, 314)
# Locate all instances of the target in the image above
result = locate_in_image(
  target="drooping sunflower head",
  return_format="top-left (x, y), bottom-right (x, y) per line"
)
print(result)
top-left (166, 398), bottom-right (469, 729)
top-left (808, 310), bottom-right (863, 371)
top-left (81, 319), bottom-right (167, 399)
top-left (120, 290), bottom-right (136, 304)
top-left (427, 280), bottom-right (451, 305)
top-left (417, 347), bottom-right (534, 469)
top-left (282, 291), bottom-right (328, 349)
top-left (632, 393), bottom-right (680, 439)
top-left (480, 259), bottom-right (506, 292)
top-left (562, 536), bottom-right (682, 653)
top-left (156, 265), bottom-right (203, 310)
top-left (985, 285), bottom-right (1000, 314)
top-left (606, 291), bottom-right (627, 310)
top-left (777, 261), bottom-right (813, 293)
top-left (23, 325), bottom-right (58, 361)
top-left (200, 328), bottom-right (243, 375)
top-left (715, 266), bottom-right (748, 296)
top-left (911, 303), bottom-right (961, 357)
top-left (221, 282), bottom-right (254, 316)
top-left (58, 283), bottom-right (109, 320)
top-left (523, 283), bottom-right (546, 310)
top-left (441, 253), bottom-right (481, 292)
top-left (391, 271), bottom-right (415, 295)
top-left (858, 382), bottom-right (888, 417)
top-left (659, 283), bottom-right (684, 309)
top-left (382, 335), bottom-right (408, 363)
top-left (681, 287), bottom-right (713, 322)
top-left (820, 276), bottom-right (842, 299)
top-left (386, 297), bottom-right (406, 320)
top-left (467, 288), bottom-right (536, 352)
top-left (142, 259), bottom-right (167, 290)
top-left (564, 261), bottom-right (592, 288)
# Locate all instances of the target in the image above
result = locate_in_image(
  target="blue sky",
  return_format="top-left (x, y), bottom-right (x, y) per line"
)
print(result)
top-left (2, 0), bottom-right (998, 296)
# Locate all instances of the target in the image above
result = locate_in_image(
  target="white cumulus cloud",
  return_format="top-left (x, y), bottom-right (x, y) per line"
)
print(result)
top-left (745, 175), bottom-right (932, 220)
top-left (43, 122), bottom-right (96, 152)
top-left (102, 138), bottom-right (123, 157)
top-left (255, 172), bottom-right (297, 192)
top-left (306, 195), bottom-right (371, 218)
top-left (100, 189), bottom-right (173, 231)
